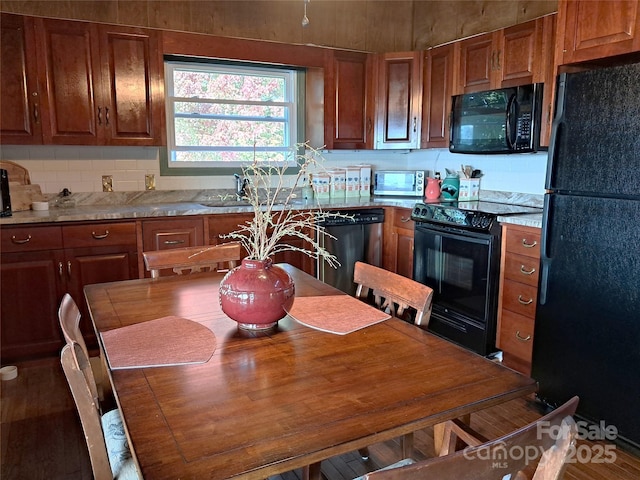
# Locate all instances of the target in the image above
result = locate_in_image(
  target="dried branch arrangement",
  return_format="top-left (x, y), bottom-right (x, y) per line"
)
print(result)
top-left (221, 143), bottom-right (349, 268)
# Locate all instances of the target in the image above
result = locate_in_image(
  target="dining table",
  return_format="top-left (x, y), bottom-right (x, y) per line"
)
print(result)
top-left (84, 263), bottom-right (537, 480)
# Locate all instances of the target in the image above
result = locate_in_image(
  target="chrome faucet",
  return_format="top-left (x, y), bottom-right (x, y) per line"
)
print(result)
top-left (234, 173), bottom-right (249, 200)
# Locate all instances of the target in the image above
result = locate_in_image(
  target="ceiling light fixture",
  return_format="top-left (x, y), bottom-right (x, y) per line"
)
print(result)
top-left (302, 0), bottom-right (310, 27)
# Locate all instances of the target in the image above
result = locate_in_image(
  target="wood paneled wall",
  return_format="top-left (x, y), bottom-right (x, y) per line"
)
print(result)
top-left (0, 0), bottom-right (557, 52)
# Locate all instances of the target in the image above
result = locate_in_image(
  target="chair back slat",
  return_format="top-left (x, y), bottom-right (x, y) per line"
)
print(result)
top-left (143, 243), bottom-right (241, 279)
top-left (354, 261), bottom-right (434, 327)
top-left (363, 396), bottom-right (579, 480)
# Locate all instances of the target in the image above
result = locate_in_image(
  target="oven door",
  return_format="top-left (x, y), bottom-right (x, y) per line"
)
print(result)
top-left (413, 222), bottom-right (500, 355)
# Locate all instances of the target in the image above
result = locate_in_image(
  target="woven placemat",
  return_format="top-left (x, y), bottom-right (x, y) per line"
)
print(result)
top-left (101, 316), bottom-right (216, 369)
top-left (285, 295), bottom-right (390, 335)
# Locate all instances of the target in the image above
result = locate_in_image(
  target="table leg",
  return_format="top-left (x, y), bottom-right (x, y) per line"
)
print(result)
top-left (433, 414), bottom-right (470, 455)
top-left (302, 462), bottom-right (322, 480)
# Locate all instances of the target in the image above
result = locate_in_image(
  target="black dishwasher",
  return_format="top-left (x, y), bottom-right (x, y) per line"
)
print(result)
top-left (316, 209), bottom-right (385, 295)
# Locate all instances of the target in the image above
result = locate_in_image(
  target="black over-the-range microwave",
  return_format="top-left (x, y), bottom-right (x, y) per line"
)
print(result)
top-left (449, 83), bottom-right (544, 154)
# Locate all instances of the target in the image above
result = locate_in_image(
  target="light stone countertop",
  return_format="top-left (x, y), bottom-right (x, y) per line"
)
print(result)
top-left (497, 213), bottom-right (543, 229)
top-left (0, 196), bottom-right (421, 226)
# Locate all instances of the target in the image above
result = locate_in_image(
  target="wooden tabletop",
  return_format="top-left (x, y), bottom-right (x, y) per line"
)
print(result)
top-left (84, 264), bottom-right (536, 480)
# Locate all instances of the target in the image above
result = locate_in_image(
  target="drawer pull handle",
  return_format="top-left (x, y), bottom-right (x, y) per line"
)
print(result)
top-left (92, 230), bottom-right (110, 240)
top-left (520, 265), bottom-right (536, 275)
top-left (67, 260), bottom-right (72, 278)
top-left (163, 240), bottom-right (186, 245)
top-left (522, 239), bottom-right (537, 248)
top-left (11, 235), bottom-right (32, 244)
top-left (59, 261), bottom-right (64, 278)
top-left (517, 295), bottom-right (533, 305)
top-left (400, 216), bottom-right (411, 223)
top-left (516, 331), bottom-right (531, 342)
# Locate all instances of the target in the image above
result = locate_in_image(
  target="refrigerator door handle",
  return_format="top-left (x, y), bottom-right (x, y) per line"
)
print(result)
top-left (545, 73), bottom-right (567, 190)
top-left (539, 195), bottom-right (553, 305)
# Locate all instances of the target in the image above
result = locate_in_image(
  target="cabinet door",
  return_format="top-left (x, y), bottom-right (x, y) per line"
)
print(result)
top-left (65, 247), bottom-right (138, 347)
top-left (36, 18), bottom-right (104, 145)
top-left (325, 51), bottom-right (374, 150)
top-left (497, 20), bottom-right (542, 88)
top-left (457, 32), bottom-right (496, 93)
top-left (0, 14), bottom-right (42, 144)
top-left (558, 0), bottom-right (640, 64)
top-left (0, 250), bottom-right (65, 361)
top-left (422, 44), bottom-right (454, 149)
top-left (384, 208), bottom-right (414, 278)
top-left (375, 52), bottom-right (422, 149)
top-left (99, 24), bottom-right (164, 145)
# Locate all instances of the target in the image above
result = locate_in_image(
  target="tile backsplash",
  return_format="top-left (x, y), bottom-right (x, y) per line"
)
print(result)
top-left (0, 145), bottom-right (549, 196)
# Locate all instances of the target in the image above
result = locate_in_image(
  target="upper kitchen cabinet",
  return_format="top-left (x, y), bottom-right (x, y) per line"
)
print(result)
top-left (557, 0), bottom-right (640, 64)
top-left (324, 51), bottom-right (375, 150)
top-left (456, 17), bottom-right (554, 93)
top-left (0, 14), bottom-right (42, 144)
top-left (34, 17), bottom-right (164, 146)
top-left (421, 44), bottom-right (455, 149)
top-left (374, 52), bottom-right (423, 149)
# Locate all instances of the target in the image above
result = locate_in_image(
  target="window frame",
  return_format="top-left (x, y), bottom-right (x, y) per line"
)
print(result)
top-left (161, 57), bottom-right (305, 176)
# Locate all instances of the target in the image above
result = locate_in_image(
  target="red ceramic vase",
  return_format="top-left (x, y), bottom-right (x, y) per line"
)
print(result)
top-left (219, 258), bottom-right (295, 330)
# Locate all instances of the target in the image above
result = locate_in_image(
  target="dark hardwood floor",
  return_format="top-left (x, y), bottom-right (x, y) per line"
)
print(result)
top-left (2, 357), bottom-right (639, 479)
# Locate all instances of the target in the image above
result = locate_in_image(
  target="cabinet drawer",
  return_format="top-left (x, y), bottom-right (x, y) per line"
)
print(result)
top-left (502, 279), bottom-right (537, 319)
top-left (63, 222), bottom-right (137, 248)
top-left (393, 208), bottom-right (415, 230)
top-left (1, 226), bottom-right (63, 252)
top-left (499, 310), bottom-right (535, 365)
top-left (504, 226), bottom-right (541, 258)
top-left (504, 252), bottom-right (540, 287)
top-left (142, 218), bottom-right (204, 251)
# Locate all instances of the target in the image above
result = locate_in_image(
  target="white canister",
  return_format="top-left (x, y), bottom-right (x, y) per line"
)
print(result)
top-left (357, 164), bottom-right (372, 197)
top-left (328, 169), bottom-right (346, 198)
top-left (459, 178), bottom-right (480, 201)
top-left (312, 173), bottom-right (331, 198)
top-left (344, 167), bottom-right (361, 197)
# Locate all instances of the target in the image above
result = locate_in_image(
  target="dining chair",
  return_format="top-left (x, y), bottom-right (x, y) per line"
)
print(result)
top-left (356, 396), bottom-right (580, 480)
top-left (142, 243), bottom-right (242, 278)
top-left (353, 261), bottom-right (434, 327)
top-left (61, 342), bottom-right (140, 480)
top-left (59, 293), bottom-right (109, 402)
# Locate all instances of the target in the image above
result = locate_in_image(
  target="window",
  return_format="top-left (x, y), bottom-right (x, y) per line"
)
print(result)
top-left (163, 60), bottom-right (302, 175)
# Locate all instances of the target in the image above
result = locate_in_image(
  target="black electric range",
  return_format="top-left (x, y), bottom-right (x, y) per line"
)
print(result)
top-left (410, 200), bottom-right (542, 356)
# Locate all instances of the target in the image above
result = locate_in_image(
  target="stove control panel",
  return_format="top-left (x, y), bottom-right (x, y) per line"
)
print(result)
top-left (411, 203), bottom-right (495, 231)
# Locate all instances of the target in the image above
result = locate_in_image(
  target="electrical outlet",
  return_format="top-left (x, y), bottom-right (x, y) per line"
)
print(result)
top-left (145, 174), bottom-right (156, 191)
top-left (102, 175), bottom-right (113, 192)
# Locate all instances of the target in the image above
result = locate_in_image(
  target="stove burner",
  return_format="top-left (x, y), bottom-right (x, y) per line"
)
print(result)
top-left (411, 201), bottom-right (542, 231)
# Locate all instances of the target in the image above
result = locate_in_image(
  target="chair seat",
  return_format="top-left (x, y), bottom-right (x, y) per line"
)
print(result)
top-left (101, 409), bottom-right (139, 479)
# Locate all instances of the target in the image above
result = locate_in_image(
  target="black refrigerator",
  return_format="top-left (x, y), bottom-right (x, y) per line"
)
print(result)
top-left (533, 61), bottom-right (640, 451)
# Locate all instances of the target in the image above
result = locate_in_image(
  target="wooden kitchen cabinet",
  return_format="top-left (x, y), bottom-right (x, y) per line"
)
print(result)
top-left (556, 0), bottom-right (640, 65)
top-left (421, 44), bottom-right (455, 149)
top-left (496, 224), bottom-right (541, 375)
top-left (141, 217), bottom-right (205, 276)
top-left (33, 17), bottom-right (164, 146)
top-left (383, 207), bottom-right (415, 279)
top-left (0, 14), bottom-right (42, 144)
top-left (324, 51), bottom-right (376, 150)
top-left (0, 222), bottom-right (137, 362)
top-left (208, 213), bottom-right (315, 275)
top-left (375, 51), bottom-right (423, 149)
top-left (456, 18), bottom-right (548, 93)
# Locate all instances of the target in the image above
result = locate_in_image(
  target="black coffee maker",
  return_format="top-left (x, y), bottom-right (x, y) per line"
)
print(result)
top-left (1, 169), bottom-right (12, 217)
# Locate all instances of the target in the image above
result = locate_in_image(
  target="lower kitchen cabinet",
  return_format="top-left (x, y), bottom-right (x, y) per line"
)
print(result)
top-left (208, 213), bottom-right (315, 275)
top-left (496, 223), bottom-right (541, 375)
top-left (0, 222), bottom-right (137, 362)
top-left (384, 207), bottom-right (415, 278)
